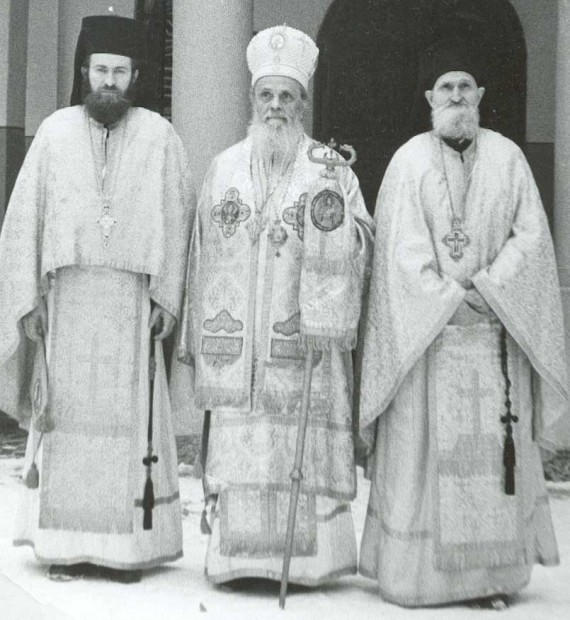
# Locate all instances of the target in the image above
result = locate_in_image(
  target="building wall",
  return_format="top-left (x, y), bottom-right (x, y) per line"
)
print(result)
top-left (1, 0), bottom-right (29, 226)
top-left (25, 0), bottom-right (59, 147)
top-left (510, 0), bottom-right (557, 220)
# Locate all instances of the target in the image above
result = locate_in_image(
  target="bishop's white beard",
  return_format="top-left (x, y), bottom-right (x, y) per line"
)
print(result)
top-left (248, 113), bottom-right (304, 167)
top-left (432, 103), bottom-right (480, 141)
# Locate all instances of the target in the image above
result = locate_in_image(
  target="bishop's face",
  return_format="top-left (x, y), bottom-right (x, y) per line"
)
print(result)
top-left (86, 53), bottom-right (136, 96)
top-left (252, 75), bottom-right (306, 128)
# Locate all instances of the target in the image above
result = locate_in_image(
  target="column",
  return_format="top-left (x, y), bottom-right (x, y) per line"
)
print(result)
top-left (553, 0), bottom-right (570, 446)
top-left (172, 0), bottom-right (254, 188)
top-left (25, 0), bottom-right (59, 150)
top-left (0, 0), bottom-right (29, 227)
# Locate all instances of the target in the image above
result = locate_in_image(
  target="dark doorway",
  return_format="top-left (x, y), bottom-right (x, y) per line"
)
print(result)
top-left (314, 0), bottom-right (527, 211)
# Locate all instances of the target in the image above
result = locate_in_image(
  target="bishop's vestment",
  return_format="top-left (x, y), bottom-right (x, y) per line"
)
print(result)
top-left (177, 134), bottom-right (374, 584)
top-left (358, 128), bottom-right (568, 606)
top-left (0, 105), bottom-right (193, 570)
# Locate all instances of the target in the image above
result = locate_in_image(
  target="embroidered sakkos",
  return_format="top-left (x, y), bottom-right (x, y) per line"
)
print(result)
top-left (177, 135), bottom-right (373, 589)
top-left (178, 135), bottom-right (374, 500)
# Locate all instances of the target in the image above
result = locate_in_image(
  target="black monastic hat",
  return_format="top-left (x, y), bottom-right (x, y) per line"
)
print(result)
top-left (70, 15), bottom-right (147, 106)
top-left (419, 38), bottom-right (487, 91)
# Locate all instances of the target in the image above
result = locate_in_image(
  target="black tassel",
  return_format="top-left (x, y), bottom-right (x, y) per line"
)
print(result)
top-left (25, 463), bottom-right (39, 489)
top-left (499, 326), bottom-right (518, 496)
top-left (503, 434), bottom-right (516, 495)
top-left (142, 477), bottom-right (155, 530)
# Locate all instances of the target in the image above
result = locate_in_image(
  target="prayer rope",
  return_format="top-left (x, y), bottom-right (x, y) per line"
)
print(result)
top-left (499, 325), bottom-right (518, 495)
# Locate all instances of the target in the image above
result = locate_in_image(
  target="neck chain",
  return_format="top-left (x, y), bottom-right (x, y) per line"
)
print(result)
top-left (249, 142), bottom-right (300, 256)
top-left (86, 109), bottom-right (129, 249)
top-left (439, 138), bottom-right (475, 262)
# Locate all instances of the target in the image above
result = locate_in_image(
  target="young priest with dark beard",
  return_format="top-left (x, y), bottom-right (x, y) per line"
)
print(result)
top-left (0, 15), bottom-right (194, 583)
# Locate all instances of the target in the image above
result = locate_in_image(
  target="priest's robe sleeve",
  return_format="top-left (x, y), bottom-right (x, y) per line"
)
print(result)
top-left (472, 149), bottom-right (568, 450)
top-left (337, 164), bottom-right (375, 450)
top-left (148, 124), bottom-right (195, 321)
top-left (177, 159), bottom-right (216, 374)
top-left (0, 122), bottom-right (50, 426)
top-left (358, 145), bottom-right (466, 451)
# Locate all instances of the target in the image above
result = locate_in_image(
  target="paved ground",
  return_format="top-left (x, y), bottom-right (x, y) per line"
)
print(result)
top-left (1, 456), bottom-right (569, 620)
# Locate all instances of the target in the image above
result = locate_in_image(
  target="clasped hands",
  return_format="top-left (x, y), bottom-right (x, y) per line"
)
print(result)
top-left (23, 299), bottom-right (176, 342)
top-left (449, 288), bottom-right (494, 326)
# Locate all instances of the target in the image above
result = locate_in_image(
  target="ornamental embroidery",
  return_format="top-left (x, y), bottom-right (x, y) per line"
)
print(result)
top-left (273, 312), bottom-right (301, 337)
top-left (270, 33), bottom-right (286, 50)
top-left (204, 310), bottom-right (244, 334)
top-left (211, 188), bottom-right (251, 238)
top-left (283, 193), bottom-right (308, 240)
top-left (311, 189), bottom-right (344, 232)
top-left (201, 335), bottom-right (243, 369)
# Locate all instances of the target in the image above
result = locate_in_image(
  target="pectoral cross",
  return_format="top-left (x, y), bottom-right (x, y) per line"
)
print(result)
top-left (443, 218), bottom-right (469, 261)
top-left (97, 201), bottom-right (117, 249)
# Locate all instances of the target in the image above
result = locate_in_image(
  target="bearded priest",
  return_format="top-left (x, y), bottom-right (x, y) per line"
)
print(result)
top-left (176, 25), bottom-right (374, 586)
top-left (0, 15), bottom-right (193, 582)
top-left (357, 40), bottom-right (569, 609)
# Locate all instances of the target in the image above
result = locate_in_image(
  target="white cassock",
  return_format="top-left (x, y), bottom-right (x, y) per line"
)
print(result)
top-left (0, 105), bottom-right (194, 569)
top-left (358, 129), bottom-right (568, 606)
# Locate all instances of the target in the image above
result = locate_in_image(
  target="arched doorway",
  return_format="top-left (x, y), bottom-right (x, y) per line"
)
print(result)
top-left (314, 0), bottom-right (526, 211)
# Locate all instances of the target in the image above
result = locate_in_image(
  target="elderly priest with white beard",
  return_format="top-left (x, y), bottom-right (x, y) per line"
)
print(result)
top-left (358, 41), bottom-right (569, 609)
top-left (0, 15), bottom-right (193, 583)
top-left (177, 25), bottom-right (374, 586)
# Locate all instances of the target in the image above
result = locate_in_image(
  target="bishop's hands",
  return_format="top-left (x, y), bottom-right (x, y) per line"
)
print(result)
top-left (449, 288), bottom-right (494, 326)
top-left (22, 299), bottom-right (48, 342)
top-left (149, 303), bottom-right (176, 340)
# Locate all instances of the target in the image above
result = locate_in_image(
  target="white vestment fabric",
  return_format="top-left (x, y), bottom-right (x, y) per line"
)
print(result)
top-left (0, 105), bottom-right (193, 569)
top-left (358, 129), bottom-right (568, 606)
top-left (14, 267), bottom-right (182, 568)
top-left (177, 134), bottom-right (374, 584)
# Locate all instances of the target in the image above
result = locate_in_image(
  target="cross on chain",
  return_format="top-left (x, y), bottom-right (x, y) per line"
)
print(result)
top-left (97, 203), bottom-right (117, 249)
top-left (443, 224), bottom-right (469, 261)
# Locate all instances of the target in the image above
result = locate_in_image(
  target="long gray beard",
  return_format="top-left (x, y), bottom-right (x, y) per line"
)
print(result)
top-left (432, 104), bottom-right (480, 141)
top-left (248, 116), bottom-right (304, 167)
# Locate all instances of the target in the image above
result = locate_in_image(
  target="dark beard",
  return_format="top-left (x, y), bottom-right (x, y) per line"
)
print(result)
top-left (82, 78), bottom-right (135, 126)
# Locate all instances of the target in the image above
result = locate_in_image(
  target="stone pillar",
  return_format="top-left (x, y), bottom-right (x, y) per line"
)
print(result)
top-left (172, 0), bottom-right (254, 189)
top-left (0, 0), bottom-right (29, 227)
top-left (553, 0), bottom-right (570, 447)
top-left (25, 0), bottom-right (59, 150)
